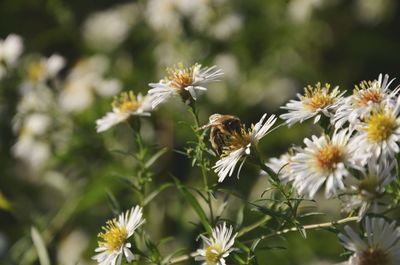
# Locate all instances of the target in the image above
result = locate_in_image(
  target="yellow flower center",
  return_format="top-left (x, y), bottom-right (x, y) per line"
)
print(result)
top-left (366, 113), bottom-right (396, 143)
top-left (356, 90), bottom-right (382, 107)
top-left (316, 144), bottom-right (343, 171)
top-left (98, 220), bottom-right (128, 252)
top-left (360, 248), bottom-right (389, 265)
top-left (166, 63), bottom-right (196, 89)
top-left (354, 80), bottom-right (382, 107)
top-left (112, 91), bottom-right (141, 113)
top-left (303, 83), bottom-right (335, 111)
top-left (205, 244), bottom-right (223, 265)
top-left (28, 61), bottom-right (44, 82)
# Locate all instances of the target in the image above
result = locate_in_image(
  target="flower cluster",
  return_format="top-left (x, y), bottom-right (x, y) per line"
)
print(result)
top-left (92, 68), bottom-right (400, 265)
top-left (5, 1), bottom-right (400, 264)
top-left (95, 62), bottom-right (223, 133)
top-left (92, 62), bottom-right (242, 265)
top-left (276, 73), bottom-right (400, 216)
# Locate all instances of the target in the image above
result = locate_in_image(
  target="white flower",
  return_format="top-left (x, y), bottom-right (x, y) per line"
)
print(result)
top-left (291, 129), bottom-right (357, 199)
top-left (0, 34), bottom-right (23, 66)
top-left (93, 206), bottom-right (145, 265)
top-left (338, 217), bottom-right (400, 265)
top-left (12, 136), bottom-right (50, 170)
top-left (213, 114), bottom-right (277, 182)
top-left (266, 152), bottom-right (296, 184)
top-left (341, 158), bottom-right (395, 219)
top-left (145, 0), bottom-right (181, 34)
top-left (195, 223), bottom-right (237, 265)
top-left (348, 96), bottom-right (400, 164)
top-left (59, 55), bottom-right (121, 112)
top-left (25, 54), bottom-right (65, 84)
top-left (83, 3), bottom-right (137, 52)
top-left (96, 91), bottom-right (151, 133)
top-left (59, 79), bottom-right (94, 112)
top-left (0, 34), bottom-right (23, 79)
top-left (11, 112), bottom-right (52, 170)
top-left (334, 74), bottom-right (400, 129)
top-left (280, 82), bottom-right (344, 127)
top-left (148, 63), bottom-right (223, 109)
top-left (210, 14), bottom-right (243, 40)
top-left (23, 113), bottom-right (51, 136)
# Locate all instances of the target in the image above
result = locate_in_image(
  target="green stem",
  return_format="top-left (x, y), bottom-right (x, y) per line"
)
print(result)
top-left (188, 104), bottom-right (214, 223)
top-left (258, 161), bottom-right (295, 216)
top-left (237, 215), bottom-right (271, 237)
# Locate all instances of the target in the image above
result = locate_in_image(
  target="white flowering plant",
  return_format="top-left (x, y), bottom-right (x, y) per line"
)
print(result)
top-left (2, 1), bottom-right (400, 265)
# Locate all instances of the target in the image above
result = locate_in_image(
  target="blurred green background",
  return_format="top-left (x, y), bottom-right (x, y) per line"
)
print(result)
top-left (1, 0), bottom-right (400, 264)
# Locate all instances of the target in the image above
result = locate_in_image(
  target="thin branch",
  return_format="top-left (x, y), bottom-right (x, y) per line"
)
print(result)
top-left (167, 252), bottom-right (198, 264)
top-left (251, 215), bottom-right (358, 242)
top-left (166, 216), bottom-right (358, 264)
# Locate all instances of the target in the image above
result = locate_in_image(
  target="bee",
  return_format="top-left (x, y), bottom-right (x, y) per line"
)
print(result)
top-left (201, 114), bottom-right (242, 155)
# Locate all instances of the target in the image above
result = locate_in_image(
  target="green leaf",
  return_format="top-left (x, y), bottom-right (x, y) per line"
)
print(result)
top-left (143, 183), bottom-right (173, 206)
top-left (145, 147), bottom-right (168, 169)
top-left (161, 248), bottom-right (188, 265)
top-left (236, 240), bottom-right (250, 253)
top-left (109, 149), bottom-right (135, 157)
top-left (106, 190), bottom-right (121, 215)
top-left (251, 238), bottom-right (262, 252)
top-left (174, 178), bottom-right (212, 234)
top-left (235, 205), bottom-right (244, 230)
top-left (251, 203), bottom-right (291, 222)
top-left (232, 253), bottom-right (247, 264)
top-left (31, 227), bottom-right (50, 265)
top-left (298, 211), bottom-right (326, 218)
top-left (257, 245), bottom-right (287, 251)
top-left (297, 224), bottom-right (307, 239)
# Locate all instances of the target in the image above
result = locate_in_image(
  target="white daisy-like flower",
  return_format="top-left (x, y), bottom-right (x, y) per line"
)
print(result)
top-left (0, 34), bottom-right (23, 66)
top-left (59, 55), bottom-right (121, 113)
top-left (0, 34), bottom-right (23, 79)
top-left (92, 206), bottom-right (145, 265)
top-left (213, 113), bottom-right (277, 182)
top-left (195, 222), bottom-right (237, 265)
top-left (334, 74), bottom-right (400, 129)
top-left (266, 151), bottom-right (296, 184)
top-left (291, 129), bottom-right (357, 199)
top-left (280, 82), bottom-right (344, 127)
top-left (96, 91), bottom-right (152, 133)
top-left (26, 54), bottom-right (65, 84)
top-left (348, 96), bottom-right (400, 164)
top-left (338, 217), bottom-right (400, 265)
top-left (148, 63), bottom-right (223, 109)
top-left (341, 158), bottom-right (396, 219)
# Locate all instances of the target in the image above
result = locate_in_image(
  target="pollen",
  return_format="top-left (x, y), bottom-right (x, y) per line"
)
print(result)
top-left (112, 91), bottom-right (141, 113)
top-left (366, 112), bottom-right (396, 143)
top-left (166, 63), bottom-right (196, 89)
top-left (98, 219), bottom-right (128, 252)
top-left (28, 61), bottom-right (44, 82)
top-left (355, 88), bottom-right (382, 107)
top-left (303, 83), bottom-right (335, 111)
top-left (205, 244), bottom-right (223, 265)
top-left (359, 248), bottom-right (389, 265)
top-left (315, 144), bottom-right (343, 171)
